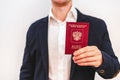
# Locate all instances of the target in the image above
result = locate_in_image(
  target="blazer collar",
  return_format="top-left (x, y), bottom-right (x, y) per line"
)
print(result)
top-left (76, 8), bottom-right (86, 22)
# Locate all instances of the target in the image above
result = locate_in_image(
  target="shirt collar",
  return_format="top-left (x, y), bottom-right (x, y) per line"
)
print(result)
top-left (49, 6), bottom-right (77, 22)
top-left (69, 6), bottom-right (77, 21)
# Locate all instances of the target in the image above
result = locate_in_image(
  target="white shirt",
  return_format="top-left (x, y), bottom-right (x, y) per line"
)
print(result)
top-left (48, 6), bottom-right (77, 80)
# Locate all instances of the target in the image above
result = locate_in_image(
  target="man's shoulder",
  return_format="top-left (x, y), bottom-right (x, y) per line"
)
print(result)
top-left (28, 16), bottom-right (48, 31)
top-left (77, 9), bottom-right (106, 30)
top-left (76, 9), bottom-right (105, 23)
top-left (76, 9), bottom-right (107, 33)
top-left (85, 14), bottom-right (105, 24)
top-left (31, 16), bottom-right (48, 27)
top-left (84, 14), bottom-right (106, 29)
top-left (27, 16), bottom-right (48, 37)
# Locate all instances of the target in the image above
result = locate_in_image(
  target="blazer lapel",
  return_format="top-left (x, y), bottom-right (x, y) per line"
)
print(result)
top-left (38, 17), bottom-right (49, 78)
top-left (70, 9), bottom-right (86, 80)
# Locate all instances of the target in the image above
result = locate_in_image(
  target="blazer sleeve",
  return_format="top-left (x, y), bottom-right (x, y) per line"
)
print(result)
top-left (20, 24), bottom-right (36, 80)
top-left (96, 21), bottom-right (120, 79)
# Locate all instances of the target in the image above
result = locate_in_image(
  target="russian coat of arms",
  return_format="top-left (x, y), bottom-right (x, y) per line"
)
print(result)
top-left (72, 31), bottom-right (82, 41)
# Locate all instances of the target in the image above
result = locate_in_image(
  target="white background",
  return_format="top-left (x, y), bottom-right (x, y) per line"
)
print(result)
top-left (0, 0), bottom-right (120, 80)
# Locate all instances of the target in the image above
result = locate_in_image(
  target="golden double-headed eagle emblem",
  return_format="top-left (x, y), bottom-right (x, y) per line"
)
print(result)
top-left (72, 31), bottom-right (82, 41)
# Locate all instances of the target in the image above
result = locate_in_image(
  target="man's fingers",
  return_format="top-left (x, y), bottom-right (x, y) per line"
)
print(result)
top-left (72, 46), bottom-right (102, 67)
top-left (73, 55), bottom-right (101, 63)
top-left (77, 61), bottom-right (98, 67)
top-left (73, 51), bottom-right (96, 61)
top-left (73, 46), bottom-right (97, 56)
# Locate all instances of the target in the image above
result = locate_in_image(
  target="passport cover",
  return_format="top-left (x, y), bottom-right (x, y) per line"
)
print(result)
top-left (65, 22), bottom-right (89, 54)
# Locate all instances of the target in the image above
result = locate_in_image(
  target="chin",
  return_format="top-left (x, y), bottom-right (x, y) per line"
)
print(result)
top-left (52, 0), bottom-right (71, 5)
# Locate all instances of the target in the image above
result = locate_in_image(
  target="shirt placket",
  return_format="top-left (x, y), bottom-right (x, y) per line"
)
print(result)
top-left (57, 21), bottom-right (66, 80)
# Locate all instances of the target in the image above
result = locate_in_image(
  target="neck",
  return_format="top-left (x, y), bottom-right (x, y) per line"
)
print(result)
top-left (52, 1), bottom-right (72, 22)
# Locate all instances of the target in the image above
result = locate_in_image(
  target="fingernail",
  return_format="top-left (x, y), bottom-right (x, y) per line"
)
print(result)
top-left (73, 52), bottom-right (75, 56)
top-left (72, 57), bottom-right (75, 60)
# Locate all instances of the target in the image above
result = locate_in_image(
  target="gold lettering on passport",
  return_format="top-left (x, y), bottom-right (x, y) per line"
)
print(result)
top-left (68, 24), bottom-right (87, 28)
top-left (71, 45), bottom-right (82, 49)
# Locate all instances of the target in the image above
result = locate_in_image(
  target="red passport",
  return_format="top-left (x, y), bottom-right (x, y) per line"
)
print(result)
top-left (65, 22), bottom-right (89, 54)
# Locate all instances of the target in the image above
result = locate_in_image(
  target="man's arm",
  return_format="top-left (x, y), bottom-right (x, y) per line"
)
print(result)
top-left (73, 20), bottom-right (120, 79)
top-left (95, 23), bottom-right (120, 78)
top-left (20, 24), bottom-right (36, 80)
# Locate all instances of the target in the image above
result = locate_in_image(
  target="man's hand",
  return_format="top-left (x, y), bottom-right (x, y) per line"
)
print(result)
top-left (73, 46), bottom-right (103, 68)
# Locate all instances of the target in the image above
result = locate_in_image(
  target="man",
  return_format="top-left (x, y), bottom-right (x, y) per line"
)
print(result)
top-left (20, 0), bottom-right (120, 80)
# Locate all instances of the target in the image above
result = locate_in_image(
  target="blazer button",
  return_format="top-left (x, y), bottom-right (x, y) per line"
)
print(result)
top-left (99, 69), bottom-right (105, 74)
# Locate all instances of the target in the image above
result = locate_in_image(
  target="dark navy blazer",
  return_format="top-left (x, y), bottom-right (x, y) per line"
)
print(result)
top-left (20, 9), bottom-right (120, 80)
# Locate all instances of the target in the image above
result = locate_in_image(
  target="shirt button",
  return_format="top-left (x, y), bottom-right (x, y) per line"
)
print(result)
top-left (99, 69), bottom-right (105, 74)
